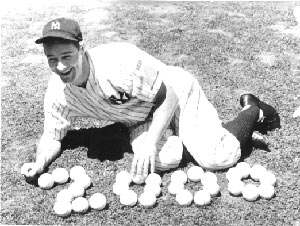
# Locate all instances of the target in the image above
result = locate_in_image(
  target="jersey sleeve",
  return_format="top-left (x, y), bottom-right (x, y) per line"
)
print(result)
top-left (129, 58), bottom-right (164, 102)
top-left (43, 75), bottom-right (75, 141)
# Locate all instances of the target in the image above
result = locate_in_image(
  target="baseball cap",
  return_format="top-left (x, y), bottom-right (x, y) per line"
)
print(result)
top-left (35, 18), bottom-right (83, 44)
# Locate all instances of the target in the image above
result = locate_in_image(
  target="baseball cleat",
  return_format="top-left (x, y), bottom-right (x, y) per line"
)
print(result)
top-left (240, 94), bottom-right (280, 134)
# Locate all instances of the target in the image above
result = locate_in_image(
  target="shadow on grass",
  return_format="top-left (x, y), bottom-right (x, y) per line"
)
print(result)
top-left (239, 139), bottom-right (271, 162)
top-left (61, 123), bottom-right (132, 161)
top-left (25, 123), bottom-right (132, 186)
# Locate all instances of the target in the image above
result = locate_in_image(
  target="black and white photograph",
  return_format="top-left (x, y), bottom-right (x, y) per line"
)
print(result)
top-left (1, 0), bottom-right (300, 225)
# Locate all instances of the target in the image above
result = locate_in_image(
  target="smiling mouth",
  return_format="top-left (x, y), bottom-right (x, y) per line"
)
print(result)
top-left (60, 68), bottom-right (72, 76)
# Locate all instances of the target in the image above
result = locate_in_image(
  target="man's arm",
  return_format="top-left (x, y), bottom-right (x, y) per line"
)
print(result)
top-left (131, 81), bottom-right (179, 177)
top-left (21, 134), bottom-right (62, 181)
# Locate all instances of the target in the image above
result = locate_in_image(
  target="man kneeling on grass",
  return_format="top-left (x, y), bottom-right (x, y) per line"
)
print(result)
top-left (21, 18), bottom-right (280, 182)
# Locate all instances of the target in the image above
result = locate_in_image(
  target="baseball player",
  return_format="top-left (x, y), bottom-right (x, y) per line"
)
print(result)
top-left (21, 18), bottom-right (280, 182)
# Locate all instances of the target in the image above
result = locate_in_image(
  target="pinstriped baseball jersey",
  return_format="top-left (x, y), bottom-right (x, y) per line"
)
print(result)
top-left (43, 42), bottom-right (167, 141)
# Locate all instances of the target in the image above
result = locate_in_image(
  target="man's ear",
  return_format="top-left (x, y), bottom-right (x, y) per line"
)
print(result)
top-left (79, 41), bottom-right (85, 51)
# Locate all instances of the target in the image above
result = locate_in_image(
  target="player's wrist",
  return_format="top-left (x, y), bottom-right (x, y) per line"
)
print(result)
top-left (35, 160), bottom-right (46, 174)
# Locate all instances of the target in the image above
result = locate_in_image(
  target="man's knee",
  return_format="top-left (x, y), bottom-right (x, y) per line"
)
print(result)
top-left (188, 130), bottom-right (241, 171)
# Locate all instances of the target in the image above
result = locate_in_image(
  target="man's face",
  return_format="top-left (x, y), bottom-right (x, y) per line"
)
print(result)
top-left (43, 40), bottom-right (83, 84)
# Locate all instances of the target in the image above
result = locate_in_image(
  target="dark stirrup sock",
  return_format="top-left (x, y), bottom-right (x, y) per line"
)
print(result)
top-left (222, 105), bottom-right (260, 146)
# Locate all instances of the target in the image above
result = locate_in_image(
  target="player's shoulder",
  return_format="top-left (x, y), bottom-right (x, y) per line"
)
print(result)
top-left (44, 73), bottom-right (66, 103)
top-left (47, 73), bottom-right (65, 90)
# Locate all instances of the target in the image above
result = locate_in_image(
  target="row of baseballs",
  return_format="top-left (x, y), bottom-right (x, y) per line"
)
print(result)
top-left (37, 166), bottom-right (90, 189)
top-left (113, 167), bottom-right (220, 207)
top-left (226, 162), bottom-right (277, 201)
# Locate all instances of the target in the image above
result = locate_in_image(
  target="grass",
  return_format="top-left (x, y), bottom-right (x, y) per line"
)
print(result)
top-left (1, 1), bottom-right (300, 225)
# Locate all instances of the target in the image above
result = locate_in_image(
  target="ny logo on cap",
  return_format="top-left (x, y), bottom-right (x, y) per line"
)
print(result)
top-left (51, 21), bottom-right (60, 30)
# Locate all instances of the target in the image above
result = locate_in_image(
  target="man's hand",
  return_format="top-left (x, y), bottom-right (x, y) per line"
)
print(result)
top-left (130, 138), bottom-right (157, 178)
top-left (21, 162), bottom-right (44, 181)
top-left (21, 134), bottom-right (62, 182)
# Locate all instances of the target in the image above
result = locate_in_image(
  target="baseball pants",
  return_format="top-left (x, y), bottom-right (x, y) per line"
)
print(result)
top-left (130, 66), bottom-right (241, 171)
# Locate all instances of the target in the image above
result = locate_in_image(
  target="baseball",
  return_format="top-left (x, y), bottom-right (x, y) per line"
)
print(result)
top-left (71, 197), bottom-right (89, 213)
top-left (226, 167), bottom-right (241, 181)
top-left (228, 180), bottom-right (244, 196)
top-left (75, 174), bottom-right (92, 189)
top-left (259, 171), bottom-right (277, 186)
top-left (51, 168), bottom-right (69, 184)
top-left (235, 162), bottom-right (251, 179)
top-left (171, 170), bottom-right (187, 184)
top-left (38, 173), bottom-right (55, 189)
top-left (88, 193), bottom-right (107, 210)
top-left (203, 182), bottom-right (220, 197)
top-left (145, 173), bottom-right (162, 186)
top-left (113, 182), bottom-right (130, 196)
top-left (242, 184), bottom-right (259, 201)
top-left (120, 190), bottom-right (138, 206)
top-left (138, 192), bottom-right (156, 208)
top-left (70, 166), bottom-right (86, 181)
top-left (249, 164), bottom-right (267, 181)
top-left (258, 183), bottom-right (275, 199)
top-left (56, 189), bottom-right (73, 203)
top-left (132, 175), bottom-right (146, 184)
top-left (116, 170), bottom-right (132, 185)
top-left (68, 182), bottom-right (85, 198)
top-left (175, 189), bottom-right (193, 206)
top-left (53, 201), bottom-right (72, 217)
top-left (187, 166), bottom-right (204, 182)
top-left (194, 190), bottom-right (211, 206)
top-left (144, 183), bottom-right (161, 197)
top-left (168, 181), bottom-right (185, 195)
top-left (201, 172), bottom-right (218, 185)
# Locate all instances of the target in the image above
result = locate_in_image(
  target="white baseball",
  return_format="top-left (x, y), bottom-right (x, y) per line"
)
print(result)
top-left (112, 182), bottom-right (129, 196)
top-left (71, 197), bottom-right (89, 213)
top-left (168, 181), bottom-right (185, 195)
top-left (228, 179), bottom-right (244, 196)
top-left (68, 182), bottom-right (85, 198)
top-left (75, 174), bottom-right (92, 189)
top-left (56, 189), bottom-right (73, 203)
top-left (120, 190), bottom-right (137, 206)
top-left (38, 173), bottom-right (55, 189)
top-left (201, 172), bottom-right (218, 185)
top-left (175, 189), bottom-right (193, 206)
top-left (187, 166), bottom-right (204, 182)
top-left (259, 171), bottom-right (277, 186)
top-left (70, 166), bottom-right (86, 181)
top-left (194, 190), bottom-right (211, 206)
top-left (235, 162), bottom-right (251, 178)
top-left (242, 184), bottom-right (259, 201)
top-left (145, 173), bottom-right (162, 186)
top-left (203, 182), bottom-right (220, 197)
top-left (171, 170), bottom-right (187, 184)
top-left (226, 167), bottom-right (241, 181)
top-left (250, 164), bottom-right (267, 181)
top-left (138, 192), bottom-right (156, 208)
top-left (89, 193), bottom-right (107, 210)
top-left (144, 183), bottom-right (161, 197)
top-left (132, 175), bottom-right (146, 184)
top-left (258, 183), bottom-right (275, 199)
top-left (53, 201), bottom-right (72, 217)
top-left (52, 168), bottom-right (69, 184)
top-left (116, 170), bottom-right (132, 185)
